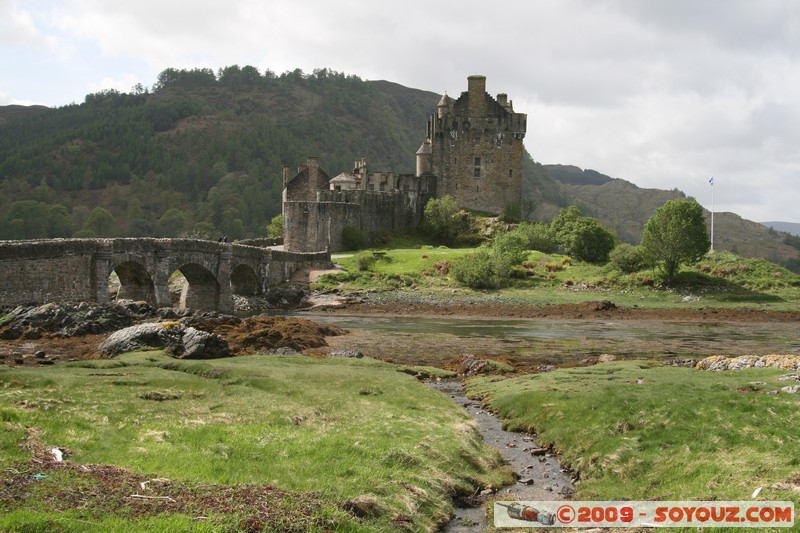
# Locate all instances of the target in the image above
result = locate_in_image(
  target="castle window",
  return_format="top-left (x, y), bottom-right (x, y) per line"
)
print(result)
top-left (509, 169), bottom-right (513, 179)
top-left (368, 183), bottom-right (375, 191)
top-left (473, 157), bottom-right (481, 178)
top-left (379, 183), bottom-right (385, 192)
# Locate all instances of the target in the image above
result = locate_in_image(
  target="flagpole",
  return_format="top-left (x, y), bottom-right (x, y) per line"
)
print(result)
top-left (709, 176), bottom-right (715, 253)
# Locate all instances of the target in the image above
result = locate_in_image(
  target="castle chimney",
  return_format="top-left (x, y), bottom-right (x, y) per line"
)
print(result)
top-left (497, 93), bottom-right (508, 108)
top-left (467, 75), bottom-right (487, 117)
top-left (282, 164), bottom-right (289, 188)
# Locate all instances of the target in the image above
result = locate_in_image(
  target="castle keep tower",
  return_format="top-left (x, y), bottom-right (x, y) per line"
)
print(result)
top-left (416, 75), bottom-right (526, 213)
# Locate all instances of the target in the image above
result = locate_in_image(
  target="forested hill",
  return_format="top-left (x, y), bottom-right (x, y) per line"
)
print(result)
top-left (1, 66), bottom-right (797, 268)
top-left (0, 68), bottom-right (446, 240)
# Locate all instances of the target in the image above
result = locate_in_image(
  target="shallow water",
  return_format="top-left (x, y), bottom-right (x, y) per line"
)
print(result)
top-left (428, 380), bottom-right (574, 532)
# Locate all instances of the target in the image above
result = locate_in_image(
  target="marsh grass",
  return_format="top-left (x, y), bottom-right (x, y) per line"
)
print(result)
top-left (0, 350), bottom-right (511, 531)
top-left (468, 361), bottom-right (800, 511)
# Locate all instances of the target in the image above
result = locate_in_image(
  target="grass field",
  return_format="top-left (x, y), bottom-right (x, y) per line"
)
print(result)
top-left (316, 247), bottom-right (800, 311)
top-left (0, 351), bottom-right (511, 531)
top-left (467, 361), bottom-right (800, 515)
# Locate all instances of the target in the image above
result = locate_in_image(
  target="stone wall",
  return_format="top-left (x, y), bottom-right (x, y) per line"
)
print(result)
top-left (283, 190), bottom-right (428, 252)
top-left (0, 239), bottom-right (100, 306)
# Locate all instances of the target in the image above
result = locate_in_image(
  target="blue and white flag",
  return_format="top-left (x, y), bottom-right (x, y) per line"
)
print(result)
top-left (709, 176), bottom-right (714, 186)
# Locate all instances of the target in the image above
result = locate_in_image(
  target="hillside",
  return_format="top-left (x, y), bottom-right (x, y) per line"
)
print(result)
top-left (541, 165), bottom-right (799, 265)
top-left (0, 66), bottom-right (797, 268)
top-left (0, 68), bottom-right (439, 240)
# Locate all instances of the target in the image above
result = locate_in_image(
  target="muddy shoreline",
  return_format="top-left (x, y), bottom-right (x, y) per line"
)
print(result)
top-left (311, 297), bottom-right (800, 323)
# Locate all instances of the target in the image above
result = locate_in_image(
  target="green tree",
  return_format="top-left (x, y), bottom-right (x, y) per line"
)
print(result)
top-left (548, 205), bottom-right (616, 262)
top-left (83, 207), bottom-right (115, 237)
top-left (640, 199), bottom-right (710, 279)
top-left (267, 213), bottom-right (284, 238)
top-left (423, 195), bottom-right (473, 245)
top-left (157, 208), bottom-right (191, 237)
top-left (567, 218), bottom-right (616, 263)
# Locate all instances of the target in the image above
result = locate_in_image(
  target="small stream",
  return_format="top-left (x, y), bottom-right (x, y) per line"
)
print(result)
top-left (428, 380), bottom-right (574, 532)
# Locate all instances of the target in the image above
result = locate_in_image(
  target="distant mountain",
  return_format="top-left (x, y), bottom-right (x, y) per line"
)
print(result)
top-left (762, 221), bottom-right (800, 236)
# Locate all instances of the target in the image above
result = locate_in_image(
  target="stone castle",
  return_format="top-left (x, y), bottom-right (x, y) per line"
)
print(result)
top-left (282, 75), bottom-right (527, 252)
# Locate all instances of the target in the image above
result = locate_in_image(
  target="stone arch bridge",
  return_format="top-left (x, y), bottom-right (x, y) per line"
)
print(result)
top-left (0, 238), bottom-right (331, 312)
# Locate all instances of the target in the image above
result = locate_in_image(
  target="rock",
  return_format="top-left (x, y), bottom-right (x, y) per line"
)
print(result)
top-left (781, 385), bottom-right (800, 394)
top-left (34, 350), bottom-right (46, 359)
top-left (328, 349), bottom-right (364, 358)
top-left (98, 322), bottom-right (230, 359)
top-left (179, 327), bottom-right (230, 359)
top-left (518, 478), bottom-right (534, 485)
top-left (267, 347), bottom-right (301, 356)
top-left (697, 354), bottom-right (800, 372)
top-left (529, 447), bottom-right (547, 456)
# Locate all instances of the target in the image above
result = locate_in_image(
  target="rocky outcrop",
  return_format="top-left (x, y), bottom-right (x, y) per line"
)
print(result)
top-left (98, 322), bottom-right (230, 359)
top-left (0, 301), bottom-right (158, 340)
top-left (695, 354), bottom-right (800, 371)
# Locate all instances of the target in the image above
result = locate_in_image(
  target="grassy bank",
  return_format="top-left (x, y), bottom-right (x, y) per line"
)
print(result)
top-left (467, 361), bottom-right (800, 509)
top-left (0, 351), bottom-right (511, 531)
top-left (316, 247), bottom-right (800, 311)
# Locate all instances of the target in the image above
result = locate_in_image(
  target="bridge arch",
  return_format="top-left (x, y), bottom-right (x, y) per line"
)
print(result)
top-left (111, 260), bottom-right (156, 305)
top-left (230, 263), bottom-right (261, 296)
top-left (174, 263), bottom-right (220, 311)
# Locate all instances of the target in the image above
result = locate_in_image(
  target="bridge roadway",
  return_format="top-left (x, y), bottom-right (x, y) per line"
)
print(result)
top-left (0, 238), bottom-right (331, 312)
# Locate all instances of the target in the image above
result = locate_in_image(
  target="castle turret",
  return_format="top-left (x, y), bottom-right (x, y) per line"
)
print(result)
top-left (415, 139), bottom-right (432, 177)
top-left (437, 92), bottom-right (451, 118)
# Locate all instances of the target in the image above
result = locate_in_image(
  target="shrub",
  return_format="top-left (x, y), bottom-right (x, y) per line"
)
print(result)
top-left (609, 243), bottom-right (645, 273)
top-left (342, 226), bottom-right (369, 251)
top-left (355, 253), bottom-right (378, 271)
top-left (492, 230), bottom-right (529, 266)
top-left (423, 196), bottom-right (475, 245)
top-left (544, 261), bottom-right (562, 272)
top-left (517, 221), bottom-right (555, 252)
top-left (450, 250), bottom-right (501, 289)
top-left (500, 202), bottom-right (522, 223)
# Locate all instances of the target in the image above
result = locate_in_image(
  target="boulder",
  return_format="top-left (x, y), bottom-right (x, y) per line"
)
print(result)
top-left (98, 322), bottom-right (230, 359)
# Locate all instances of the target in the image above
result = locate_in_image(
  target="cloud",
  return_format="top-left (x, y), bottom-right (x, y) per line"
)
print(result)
top-left (0, 1), bottom-right (58, 49)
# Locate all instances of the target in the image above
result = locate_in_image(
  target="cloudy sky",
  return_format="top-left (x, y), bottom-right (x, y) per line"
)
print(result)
top-left (3, 0), bottom-right (799, 223)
